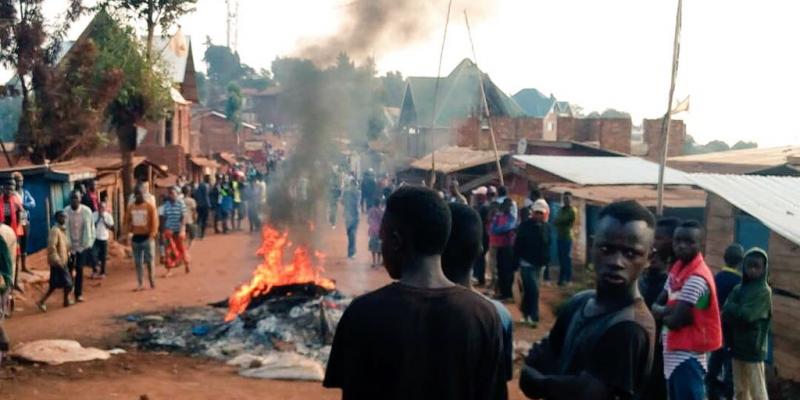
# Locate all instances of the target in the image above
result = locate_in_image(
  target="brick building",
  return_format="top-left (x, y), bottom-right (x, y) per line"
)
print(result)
top-left (193, 110), bottom-right (258, 155)
top-left (642, 118), bottom-right (686, 161)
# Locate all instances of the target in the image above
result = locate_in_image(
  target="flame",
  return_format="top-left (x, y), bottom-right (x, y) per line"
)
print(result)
top-left (225, 225), bottom-right (335, 322)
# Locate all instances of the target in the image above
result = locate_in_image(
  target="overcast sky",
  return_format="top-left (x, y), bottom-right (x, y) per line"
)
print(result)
top-left (16, 0), bottom-right (800, 147)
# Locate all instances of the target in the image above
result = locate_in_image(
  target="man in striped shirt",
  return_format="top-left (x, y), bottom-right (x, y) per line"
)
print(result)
top-left (160, 187), bottom-right (189, 275)
top-left (653, 220), bottom-right (722, 400)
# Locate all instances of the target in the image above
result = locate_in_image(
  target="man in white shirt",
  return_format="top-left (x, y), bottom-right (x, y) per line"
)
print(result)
top-left (91, 202), bottom-right (114, 279)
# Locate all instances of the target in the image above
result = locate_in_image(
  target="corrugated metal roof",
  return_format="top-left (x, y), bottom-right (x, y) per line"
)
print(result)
top-left (689, 174), bottom-right (800, 246)
top-left (513, 155), bottom-right (691, 185)
top-left (544, 184), bottom-right (706, 208)
top-left (410, 146), bottom-right (508, 174)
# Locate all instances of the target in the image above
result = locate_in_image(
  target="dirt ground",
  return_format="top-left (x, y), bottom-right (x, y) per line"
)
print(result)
top-left (0, 214), bottom-right (560, 400)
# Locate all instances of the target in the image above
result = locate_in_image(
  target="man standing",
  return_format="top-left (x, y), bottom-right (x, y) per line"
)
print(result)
top-left (722, 248), bottom-right (771, 400)
top-left (181, 186), bottom-right (198, 246)
top-left (707, 243), bottom-right (744, 400)
top-left (328, 167), bottom-right (342, 228)
top-left (490, 198), bottom-right (516, 301)
top-left (324, 186), bottom-right (504, 400)
top-left (554, 192), bottom-right (577, 286)
top-left (342, 179), bottom-right (360, 259)
top-left (64, 191), bottom-right (95, 303)
top-left (0, 179), bottom-right (21, 294)
top-left (194, 175), bottom-right (212, 239)
top-left (11, 172), bottom-right (34, 275)
top-left (520, 200), bottom-right (656, 400)
top-left (0, 217), bottom-right (16, 365)
top-left (514, 200), bottom-right (550, 327)
top-left (652, 221), bottom-right (722, 400)
top-left (161, 187), bottom-right (188, 275)
top-left (125, 185), bottom-right (159, 291)
top-left (81, 180), bottom-right (100, 212)
top-left (442, 202), bottom-right (513, 400)
top-left (639, 216), bottom-right (680, 400)
top-left (90, 201), bottom-right (114, 279)
top-left (472, 186), bottom-right (490, 287)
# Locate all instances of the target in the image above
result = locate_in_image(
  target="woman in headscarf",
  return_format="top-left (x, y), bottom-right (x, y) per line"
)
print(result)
top-left (721, 247), bottom-right (772, 400)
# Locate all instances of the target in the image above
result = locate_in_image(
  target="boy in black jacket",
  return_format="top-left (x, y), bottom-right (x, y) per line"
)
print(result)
top-left (514, 200), bottom-right (550, 327)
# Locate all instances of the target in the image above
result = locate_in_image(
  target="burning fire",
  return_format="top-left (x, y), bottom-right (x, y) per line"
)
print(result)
top-left (225, 225), bottom-right (335, 322)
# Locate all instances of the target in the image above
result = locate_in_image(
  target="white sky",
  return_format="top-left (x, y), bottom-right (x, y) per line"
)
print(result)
top-left (13, 0), bottom-right (800, 147)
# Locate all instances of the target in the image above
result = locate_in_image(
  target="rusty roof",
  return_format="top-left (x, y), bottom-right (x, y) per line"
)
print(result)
top-left (544, 184), bottom-right (706, 208)
top-left (668, 145), bottom-right (800, 174)
top-left (189, 156), bottom-right (219, 169)
top-left (410, 146), bottom-right (508, 174)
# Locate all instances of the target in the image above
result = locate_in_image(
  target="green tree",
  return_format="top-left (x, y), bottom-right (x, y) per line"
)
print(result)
top-left (380, 71), bottom-right (405, 107)
top-left (203, 40), bottom-right (243, 84)
top-left (732, 140), bottom-right (757, 150)
top-left (92, 11), bottom-right (171, 204)
top-left (101, 0), bottom-right (196, 59)
top-left (225, 82), bottom-right (242, 132)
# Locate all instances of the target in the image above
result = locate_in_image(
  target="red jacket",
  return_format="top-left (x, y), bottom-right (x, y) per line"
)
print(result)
top-left (666, 253), bottom-right (723, 352)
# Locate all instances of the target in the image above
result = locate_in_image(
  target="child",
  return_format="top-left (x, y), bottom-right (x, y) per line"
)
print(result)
top-left (722, 248), bottom-right (771, 400)
top-left (37, 212), bottom-right (73, 311)
top-left (91, 201), bottom-right (114, 279)
top-left (708, 243), bottom-right (744, 400)
top-left (367, 198), bottom-right (384, 267)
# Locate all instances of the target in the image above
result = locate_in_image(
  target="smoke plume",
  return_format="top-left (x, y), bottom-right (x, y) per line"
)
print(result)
top-left (297, 0), bottom-right (493, 65)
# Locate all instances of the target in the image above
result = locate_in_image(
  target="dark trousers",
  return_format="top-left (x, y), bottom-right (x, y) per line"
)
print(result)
top-left (346, 221), bottom-right (358, 258)
top-left (197, 207), bottom-right (209, 238)
top-left (496, 246), bottom-right (514, 299)
top-left (473, 250), bottom-right (488, 285)
top-left (93, 240), bottom-right (108, 275)
top-left (707, 348), bottom-right (734, 400)
top-left (668, 358), bottom-right (706, 400)
top-left (69, 251), bottom-right (88, 299)
top-left (247, 203), bottom-right (261, 232)
top-left (557, 239), bottom-right (573, 285)
top-left (520, 264), bottom-right (542, 321)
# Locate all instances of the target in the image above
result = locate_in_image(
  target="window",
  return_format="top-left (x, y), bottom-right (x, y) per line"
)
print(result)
top-left (164, 113), bottom-right (174, 145)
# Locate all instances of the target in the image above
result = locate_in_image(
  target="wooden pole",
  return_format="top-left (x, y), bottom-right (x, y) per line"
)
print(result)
top-left (428, 0), bottom-right (454, 189)
top-left (465, 11), bottom-right (504, 186)
top-left (656, 0), bottom-right (683, 216)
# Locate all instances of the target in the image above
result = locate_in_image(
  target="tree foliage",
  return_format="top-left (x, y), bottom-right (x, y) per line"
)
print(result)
top-left (682, 134), bottom-right (758, 155)
top-left (225, 82), bottom-right (242, 132)
top-left (201, 39), bottom-right (273, 107)
top-left (100, 0), bottom-right (196, 58)
top-left (380, 70), bottom-right (405, 108)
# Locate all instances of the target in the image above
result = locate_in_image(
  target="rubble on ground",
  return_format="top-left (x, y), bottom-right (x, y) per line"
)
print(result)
top-left (131, 289), bottom-right (350, 381)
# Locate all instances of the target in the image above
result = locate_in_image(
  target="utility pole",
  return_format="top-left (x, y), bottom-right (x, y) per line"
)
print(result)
top-left (428, 0), bottom-right (454, 188)
top-left (656, 0), bottom-right (683, 215)
top-left (465, 11), bottom-right (504, 186)
top-left (226, 0), bottom-right (239, 52)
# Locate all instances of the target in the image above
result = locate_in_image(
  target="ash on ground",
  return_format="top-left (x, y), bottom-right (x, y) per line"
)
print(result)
top-left (129, 289), bottom-right (351, 381)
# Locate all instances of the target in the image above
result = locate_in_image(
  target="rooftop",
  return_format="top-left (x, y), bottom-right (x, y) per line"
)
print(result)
top-left (513, 155), bottom-right (691, 185)
top-left (410, 146), bottom-right (508, 174)
top-left (668, 145), bottom-right (800, 174)
top-left (689, 174), bottom-right (800, 246)
top-left (544, 184), bottom-right (706, 208)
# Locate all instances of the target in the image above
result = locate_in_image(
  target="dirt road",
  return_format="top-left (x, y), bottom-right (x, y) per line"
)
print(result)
top-left (0, 216), bottom-right (556, 399)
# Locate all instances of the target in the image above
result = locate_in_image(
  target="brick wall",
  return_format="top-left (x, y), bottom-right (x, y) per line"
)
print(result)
top-left (575, 118), bottom-right (632, 154)
top-left (555, 117), bottom-right (576, 142)
top-left (643, 118), bottom-right (685, 160)
top-left (454, 117), bottom-right (543, 151)
top-left (703, 192), bottom-right (735, 272)
top-left (196, 113), bottom-right (254, 155)
top-left (137, 144), bottom-right (186, 176)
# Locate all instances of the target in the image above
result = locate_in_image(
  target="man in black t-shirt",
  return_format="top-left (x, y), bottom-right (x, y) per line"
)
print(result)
top-left (324, 186), bottom-right (504, 400)
top-left (520, 200), bottom-right (657, 400)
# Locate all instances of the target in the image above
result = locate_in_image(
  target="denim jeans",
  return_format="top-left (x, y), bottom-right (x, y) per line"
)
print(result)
top-left (668, 358), bottom-right (706, 400)
top-left (132, 239), bottom-right (155, 288)
top-left (92, 239), bottom-right (108, 275)
top-left (519, 264), bottom-right (542, 321)
top-left (557, 239), bottom-right (573, 285)
top-left (346, 221), bottom-right (358, 258)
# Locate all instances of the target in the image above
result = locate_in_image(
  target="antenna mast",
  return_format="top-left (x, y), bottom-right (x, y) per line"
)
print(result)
top-left (226, 0), bottom-right (240, 51)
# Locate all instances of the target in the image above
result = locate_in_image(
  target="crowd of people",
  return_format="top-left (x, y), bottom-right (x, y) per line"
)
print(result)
top-left (324, 185), bottom-right (773, 400)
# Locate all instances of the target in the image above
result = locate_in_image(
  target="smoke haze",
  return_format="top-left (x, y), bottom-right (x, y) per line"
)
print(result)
top-left (297, 0), bottom-right (493, 65)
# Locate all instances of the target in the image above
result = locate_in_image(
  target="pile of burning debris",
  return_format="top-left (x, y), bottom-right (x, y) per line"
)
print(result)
top-left (131, 226), bottom-right (349, 381)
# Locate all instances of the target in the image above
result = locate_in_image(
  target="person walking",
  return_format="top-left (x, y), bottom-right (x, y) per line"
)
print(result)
top-left (652, 221), bottom-right (723, 400)
top-left (722, 248), bottom-right (771, 400)
top-left (519, 201), bottom-right (657, 400)
top-left (490, 198), bottom-right (516, 301)
top-left (342, 179), bottom-right (360, 259)
top-left (36, 211), bottom-right (73, 311)
top-left (472, 187), bottom-right (490, 287)
top-left (181, 186), bottom-right (197, 247)
top-left (0, 217), bottom-right (15, 365)
top-left (514, 200), bottom-right (550, 327)
top-left (328, 167), bottom-right (342, 228)
top-left (64, 191), bottom-right (95, 303)
top-left (161, 187), bottom-right (189, 276)
top-left (11, 172), bottom-right (34, 275)
top-left (125, 185), bottom-right (159, 291)
top-left (554, 192), bottom-right (577, 286)
top-left (324, 186), bottom-right (505, 400)
top-left (194, 175), bottom-right (212, 239)
top-left (0, 178), bottom-right (21, 293)
top-left (707, 244), bottom-right (745, 400)
top-left (366, 198), bottom-right (384, 267)
top-left (90, 201), bottom-right (114, 279)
